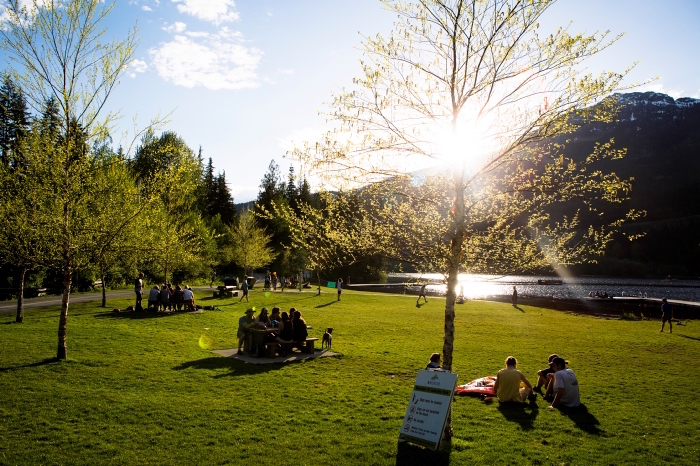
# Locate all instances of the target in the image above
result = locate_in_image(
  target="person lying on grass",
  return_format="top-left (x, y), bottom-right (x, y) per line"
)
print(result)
top-left (533, 353), bottom-right (559, 396)
top-left (548, 357), bottom-right (580, 409)
top-left (494, 356), bottom-right (534, 403)
top-left (237, 308), bottom-right (257, 355)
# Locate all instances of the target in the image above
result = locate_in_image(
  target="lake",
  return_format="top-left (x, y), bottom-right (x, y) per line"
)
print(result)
top-left (387, 273), bottom-right (700, 302)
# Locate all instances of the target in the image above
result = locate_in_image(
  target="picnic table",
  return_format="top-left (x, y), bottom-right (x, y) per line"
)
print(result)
top-left (250, 328), bottom-right (318, 358)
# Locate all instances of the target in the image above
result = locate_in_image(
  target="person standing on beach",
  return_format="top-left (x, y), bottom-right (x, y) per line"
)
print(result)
top-left (660, 298), bottom-right (673, 333)
top-left (512, 286), bottom-right (518, 306)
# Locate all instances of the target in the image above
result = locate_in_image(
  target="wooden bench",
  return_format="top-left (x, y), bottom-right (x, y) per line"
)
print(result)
top-left (260, 337), bottom-right (319, 358)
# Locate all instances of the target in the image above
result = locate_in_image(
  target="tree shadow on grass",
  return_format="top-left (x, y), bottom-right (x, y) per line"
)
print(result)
top-left (558, 404), bottom-right (603, 435)
top-left (395, 440), bottom-right (450, 466)
top-left (93, 311), bottom-right (178, 320)
top-left (172, 356), bottom-right (298, 378)
top-left (0, 357), bottom-right (61, 373)
top-left (677, 334), bottom-right (700, 342)
top-left (497, 400), bottom-right (538, 430)
top-left (315, 301), bottom-right (336, 308)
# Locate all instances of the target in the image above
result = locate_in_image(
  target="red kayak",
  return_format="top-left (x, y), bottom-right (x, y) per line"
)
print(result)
top-left (455, 376), bottom-right (496, 396)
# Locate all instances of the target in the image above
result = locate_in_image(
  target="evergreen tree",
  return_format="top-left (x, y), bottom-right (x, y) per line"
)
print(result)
top-left (0, 75), bottom-right (30, 167)
top-left (202, 157), bottom-right (215, 215)
top-left (285, 164), bottom-right (297, 205)
top-left (213, 171), bottom-right (237, 225)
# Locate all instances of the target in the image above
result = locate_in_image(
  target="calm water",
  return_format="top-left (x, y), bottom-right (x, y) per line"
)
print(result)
top-left (389, 274), bottom-right (700, 302)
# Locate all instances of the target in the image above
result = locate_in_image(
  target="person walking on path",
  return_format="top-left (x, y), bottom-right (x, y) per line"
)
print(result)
top-left (210, 270), bottom-right (216, 288)
top-left (417, 283), bottom-right (428, 305)
top-left (239, 279), bottom-right (249, 303)
top-left (660, 298), bottom-right (673, 333)
top-left (512, 286), bottom-right (518, 306)
top-left (134, 273), bottom-right (144, 309)
top-left (337, 278), bottom-right (343, 301)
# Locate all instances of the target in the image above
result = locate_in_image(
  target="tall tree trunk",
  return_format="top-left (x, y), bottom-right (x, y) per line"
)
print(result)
top-left (441, 166), bottom-right (466, 442)
top-left (57, 238), bottom-right (71, 360)
top-left (15, 267), bottom-right (26, 323)
top-left (100, 262), bottom-right (106, 307)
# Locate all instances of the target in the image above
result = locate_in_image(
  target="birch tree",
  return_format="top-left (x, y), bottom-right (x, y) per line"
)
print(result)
top-left (229, 210), bottom-right (277, 277)
top-left (1, 0), bottom-right (137, 359)
top-left (290, 0), bottom-right (643, 438)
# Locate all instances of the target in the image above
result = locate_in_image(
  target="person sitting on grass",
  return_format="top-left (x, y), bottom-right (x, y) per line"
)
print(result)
top-left (182, 286), bottom-right (194, 312)
top-left (148, 285), bottom-right (160, 312)
top-left (291, 309), bottom-right (308, 345)
top-left (173, 285), bottom-right (184, 311)
top-left (494, 356), bottom-right (534, 403)
top-left (426, 353), bottom-right (442, 370)
top-left (548, 357), bottom-right (580, 409)
top-left (237, 308), bottom-right (257, 355)
top-left (533, 354), bottom-right (559, 395)
top-left (159, 283), bottom-right (170, 312)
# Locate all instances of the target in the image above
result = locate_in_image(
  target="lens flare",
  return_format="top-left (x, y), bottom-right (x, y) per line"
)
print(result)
top-left (198, 333), bottom-right (213, 350)
top-left (265, 292), bottom-right (271, 297)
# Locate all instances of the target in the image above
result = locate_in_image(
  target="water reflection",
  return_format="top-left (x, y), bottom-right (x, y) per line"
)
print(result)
top-left (392, 274), bottom-right (700, 302)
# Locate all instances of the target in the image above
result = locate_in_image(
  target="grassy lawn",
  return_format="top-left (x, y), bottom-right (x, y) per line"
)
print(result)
top-left (1, 289), bottom-right (699, 465)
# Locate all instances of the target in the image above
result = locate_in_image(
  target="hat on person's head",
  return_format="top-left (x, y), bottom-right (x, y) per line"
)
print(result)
top-left (245, 308), bottom-right (255, 315)
top-left (260, 307), bottom-right (268, 315)
top-left (551, 357), bottom-right (567, 368)
top-left (548, 354), bottom-right (559, 365)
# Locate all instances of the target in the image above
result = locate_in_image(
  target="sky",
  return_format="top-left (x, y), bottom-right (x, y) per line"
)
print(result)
top-left (2, 0), bottom-right (699, 202)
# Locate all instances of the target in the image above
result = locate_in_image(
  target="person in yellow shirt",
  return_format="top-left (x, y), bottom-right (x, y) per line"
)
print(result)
top-left (494, 356), bottom-right (533, 403)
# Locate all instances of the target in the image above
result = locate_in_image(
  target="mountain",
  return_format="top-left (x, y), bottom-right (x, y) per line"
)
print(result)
top-left (561, 92), bottom-right (700, 277)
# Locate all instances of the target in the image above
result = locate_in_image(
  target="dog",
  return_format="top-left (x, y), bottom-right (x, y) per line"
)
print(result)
top-left (322, 327), bottom-right (333, 350)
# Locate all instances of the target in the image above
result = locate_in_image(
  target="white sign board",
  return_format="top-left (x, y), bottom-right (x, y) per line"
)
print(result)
top-left (398, 370), bottom-right (458, 450)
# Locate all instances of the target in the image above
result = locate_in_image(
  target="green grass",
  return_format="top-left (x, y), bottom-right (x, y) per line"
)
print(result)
top-left (1, 289), bottom-right (700, 465)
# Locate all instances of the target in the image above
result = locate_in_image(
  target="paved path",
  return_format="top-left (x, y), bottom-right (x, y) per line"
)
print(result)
top-left (0, 290), bottom-right (137, 314)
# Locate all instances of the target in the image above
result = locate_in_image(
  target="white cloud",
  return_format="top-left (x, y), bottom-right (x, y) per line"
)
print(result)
top-left (163, 21), bottom-right (187, 33)
top-left (278, 68), bottom-right (294, 75)
top-left (185, 31), bottom-right (210, 38)
top-left (128, 59), bottom-right (149, 78)
top-left (171, 0), bottom-right (239, 25)
top-left (149, 27), bottom-right (261, 90)
top-left (636, 81), bottom-right (684, 99)
top-left (0, 0), bottom-right (50, 21)
top-left (142, 6), bottom-right (152, 11)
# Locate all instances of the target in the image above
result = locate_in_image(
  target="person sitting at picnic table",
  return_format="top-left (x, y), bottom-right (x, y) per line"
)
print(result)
top-left (159, 283), bottom-right (170, 312)
top-left (182, 285), bottom-right (194, 312)
top-left (173, 285), bottom-right (185, 311)
top-left (291, 309), bottom-right (308, 346)
top-left (148, 285), bottom-right (160, 311)
top-left (256, 308), bottom-right (271, 327)
top-left (549, 357), bottom-right (580, 409)
top-left (494, 356), bottom-right (533, 403)
top-left (533, 353), bottom-right (559, 395)
top-left (275, 311), bottom-right (294, 356)
top-left (426, 353), bottom-right (442, 370)
top-left (237, 308), bottom-right (257, 355)
top-left (269, 307), bottom-right (281, 328)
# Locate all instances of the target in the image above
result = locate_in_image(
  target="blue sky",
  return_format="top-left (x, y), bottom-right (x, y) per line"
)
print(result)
top-left (3, 0), bottom-right (699, 202)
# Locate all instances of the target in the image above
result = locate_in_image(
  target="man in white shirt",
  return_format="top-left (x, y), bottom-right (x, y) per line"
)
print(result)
top-left (549, 357), bottom-right (580, 409)
top-left (183, 286), bottom-right (194, 312)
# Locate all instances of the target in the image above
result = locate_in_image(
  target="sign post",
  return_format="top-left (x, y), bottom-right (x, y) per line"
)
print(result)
top-left (398, 370), bottom-right (458, 451)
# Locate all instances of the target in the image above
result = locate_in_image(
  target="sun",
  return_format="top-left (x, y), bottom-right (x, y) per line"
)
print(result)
top-left (431, 111), bottom-right (498, 174)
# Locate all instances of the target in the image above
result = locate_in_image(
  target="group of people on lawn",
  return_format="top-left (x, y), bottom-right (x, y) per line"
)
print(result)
top-left (133, 272), bottom-right (196, 312)
top-left (427, 352), bottom-right (580, 409)
top-left (237, 307), bottom-right (309, 357)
